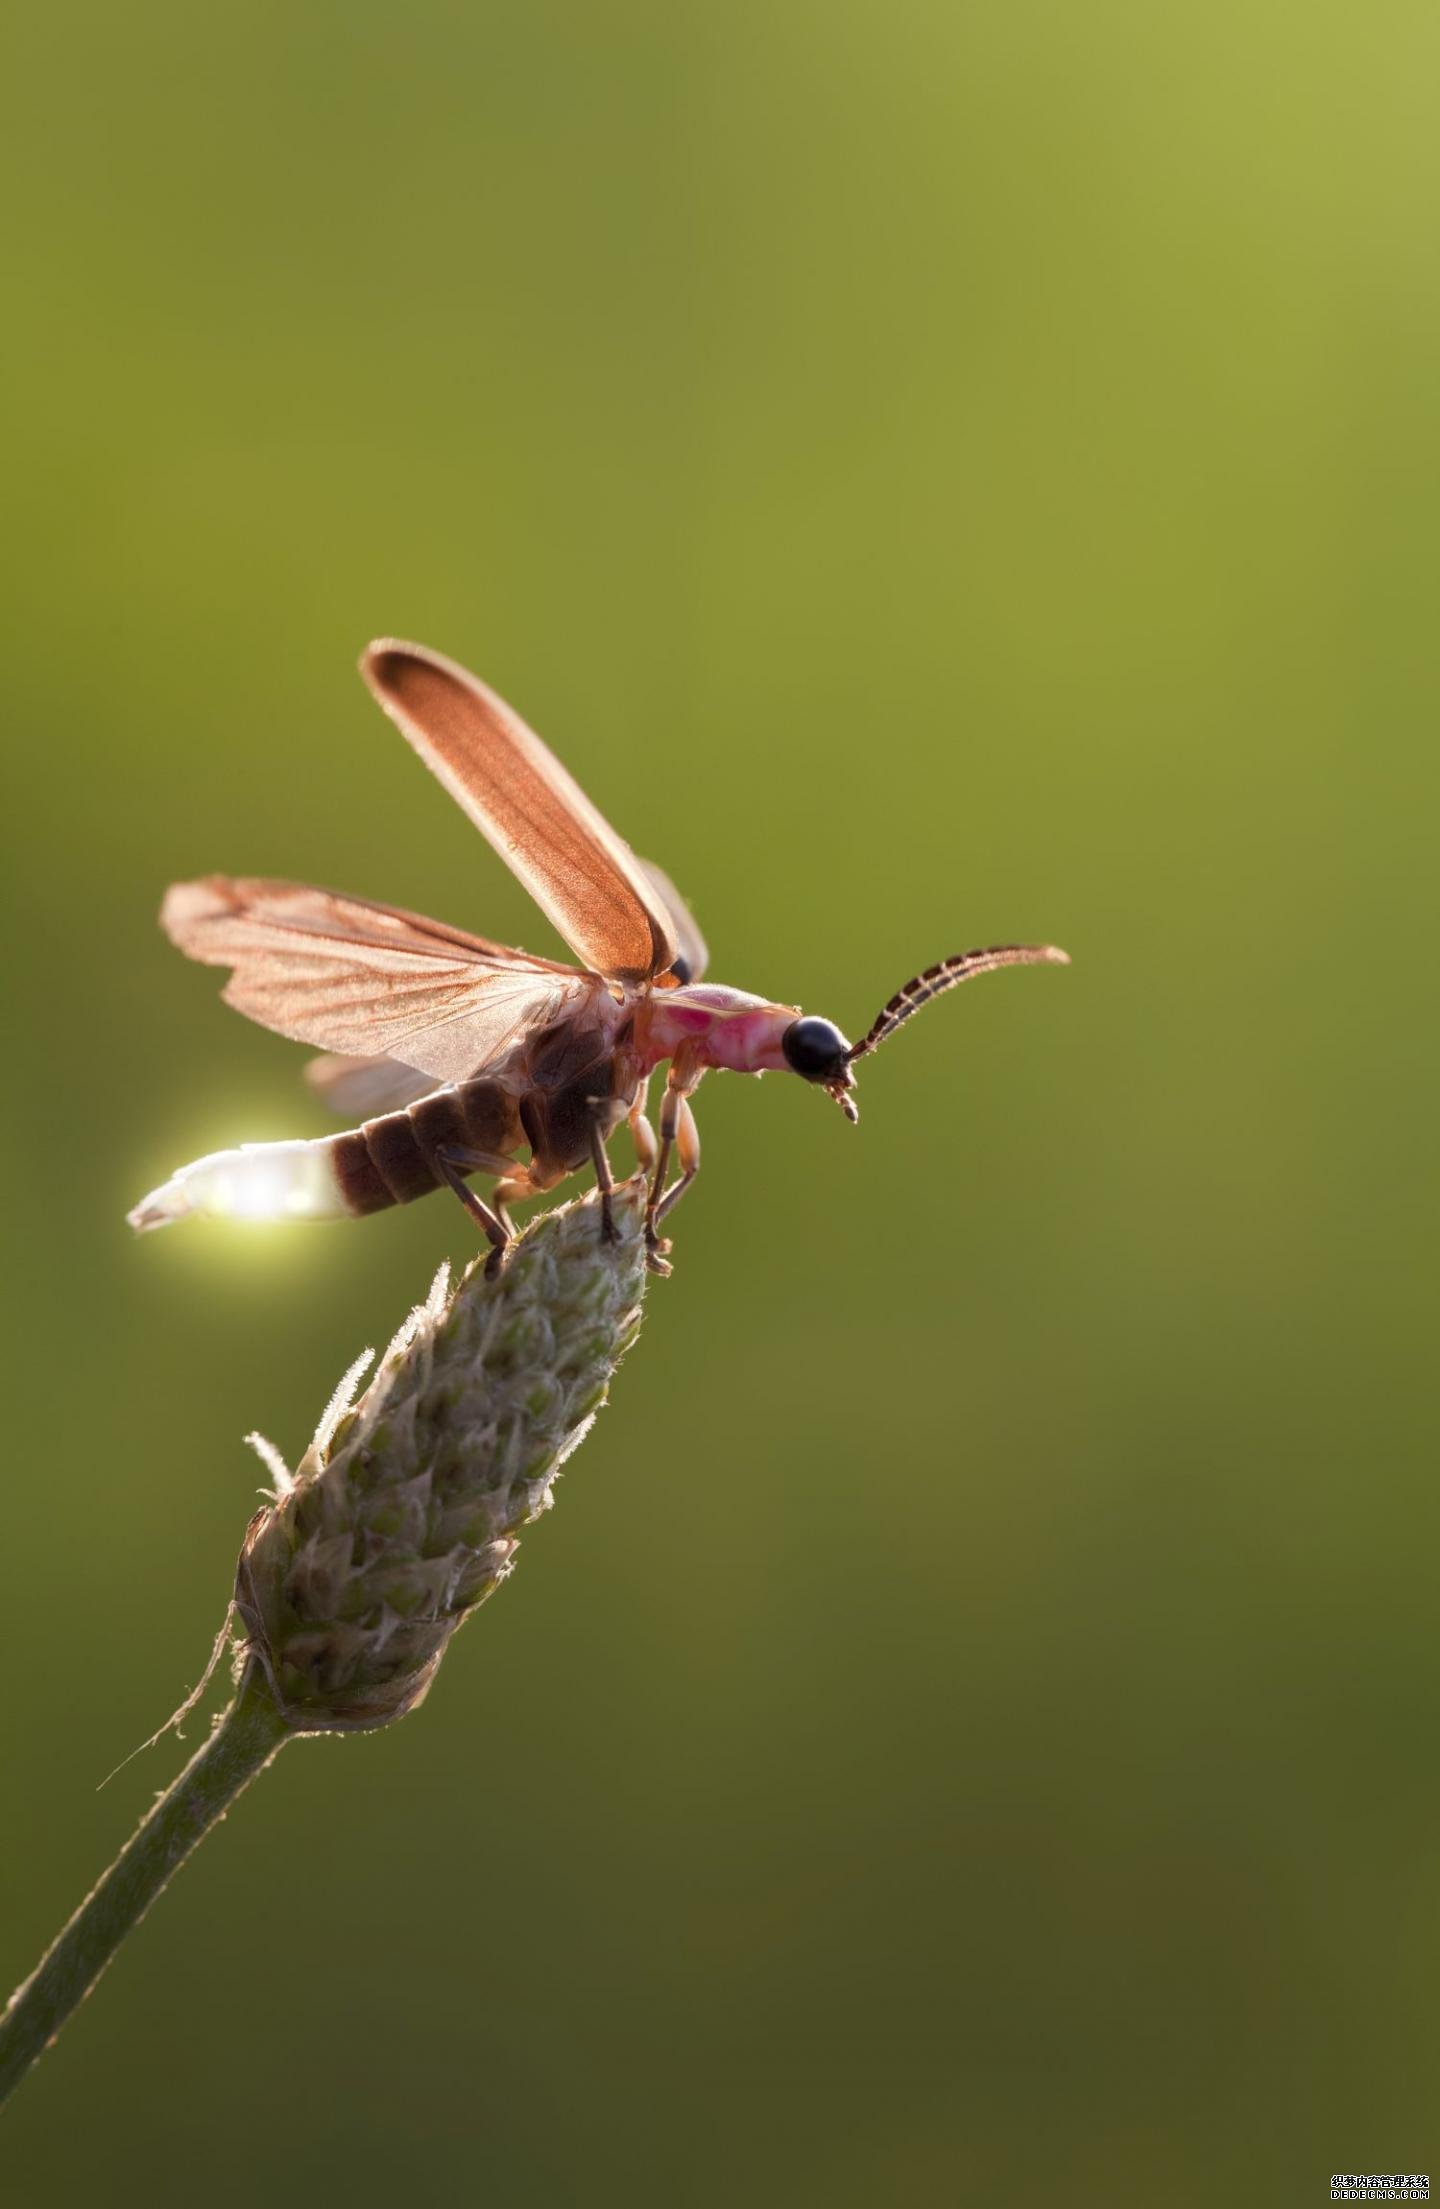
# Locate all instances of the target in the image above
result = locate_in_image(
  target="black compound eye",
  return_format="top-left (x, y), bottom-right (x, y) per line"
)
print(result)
top-left (782, 1017), bottom-right (851, 1081)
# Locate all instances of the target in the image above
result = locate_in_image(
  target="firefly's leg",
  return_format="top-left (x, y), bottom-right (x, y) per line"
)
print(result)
top-left (434, 1146), bottom-right (516, 1279)
top-left (644, 1102), bottom-right (675, 1272)
top-left (490, 1173), bottom-right (534, 1228)
top-left (645, 1085), bottom-right (700, 1275)
top-left (586, 1099), bottom-right (618, 1243)
top-left (656, 1096), bottom-right (701, 1226)
top-left (628, 1076), bottom-right (658, 1175)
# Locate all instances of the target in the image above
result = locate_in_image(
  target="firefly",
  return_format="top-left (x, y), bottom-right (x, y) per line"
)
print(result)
top-left (129, 641), bottom-right (1068, 1275)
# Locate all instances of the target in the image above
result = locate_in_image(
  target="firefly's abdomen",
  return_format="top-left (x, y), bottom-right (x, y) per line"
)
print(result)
top-left (330, 1081), bottom-right (524, 1213)
top-left (128, 1078), bottom-right (528, 1232)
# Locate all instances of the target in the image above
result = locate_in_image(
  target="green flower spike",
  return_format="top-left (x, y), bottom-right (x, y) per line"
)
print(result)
top-left (0, 1179), bottom-right (649, 2105)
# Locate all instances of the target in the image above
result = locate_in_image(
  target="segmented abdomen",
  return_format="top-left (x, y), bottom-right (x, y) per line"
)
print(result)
top-left (329, 1080), bottom-right (524, 1216)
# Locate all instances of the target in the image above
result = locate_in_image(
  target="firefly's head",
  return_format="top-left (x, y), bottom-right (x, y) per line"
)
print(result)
top-left (782, 942), bottom-right (1071, 1126)
top-left (781, 1016), bottom-right (859, 1122)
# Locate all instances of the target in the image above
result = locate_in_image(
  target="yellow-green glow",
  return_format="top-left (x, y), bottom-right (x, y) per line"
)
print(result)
top-left (128, 1141), bottom-right (345, 1232)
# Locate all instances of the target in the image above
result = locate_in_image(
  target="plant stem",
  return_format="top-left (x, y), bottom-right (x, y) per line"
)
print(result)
top-left (0, 1663), bottom-right (289, 2108)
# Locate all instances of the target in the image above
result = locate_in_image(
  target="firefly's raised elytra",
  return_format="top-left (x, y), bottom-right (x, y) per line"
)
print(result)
top-left (129, 641), bottom-right (1068, 1275)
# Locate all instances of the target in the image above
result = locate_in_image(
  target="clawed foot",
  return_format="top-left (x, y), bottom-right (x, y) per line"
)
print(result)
top-left (644, 1225), bottom-right (673, 1277)
top-left (483, 1243), bottom-right (510, 1283)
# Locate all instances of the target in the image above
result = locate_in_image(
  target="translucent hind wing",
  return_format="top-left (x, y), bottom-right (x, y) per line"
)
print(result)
top-left (639, 858), bottom-right (709, 984)
top-left (303, 1053), bottom-right (441, 1118)
top-left (161, 874), bottom-right (600, 1086)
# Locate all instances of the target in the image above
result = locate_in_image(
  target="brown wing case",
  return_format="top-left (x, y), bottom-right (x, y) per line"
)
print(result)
top-left (360, 640), bottom-right (677, 983)
top-left (161, 875), bottom-right (600, 1087)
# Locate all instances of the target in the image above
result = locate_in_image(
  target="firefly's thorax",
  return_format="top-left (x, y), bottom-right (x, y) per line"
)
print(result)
top-left (637, 984), bottom-right (797, 1074)
top-left (635, 985), bottom-right (858, 1114)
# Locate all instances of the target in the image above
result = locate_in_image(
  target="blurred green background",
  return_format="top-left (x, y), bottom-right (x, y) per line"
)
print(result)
top-left (2, 2), bottom-right (1437, 2200)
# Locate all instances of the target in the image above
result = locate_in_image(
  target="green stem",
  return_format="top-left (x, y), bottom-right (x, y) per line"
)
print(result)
top-left (0, 1662), bottom-right (290, 2108)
